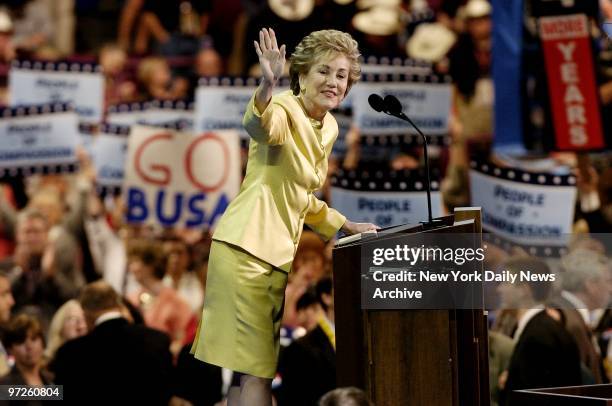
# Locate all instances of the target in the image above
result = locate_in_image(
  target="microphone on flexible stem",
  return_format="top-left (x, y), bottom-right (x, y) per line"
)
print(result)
top-left (368, 93), bottom-right (440, 227)
top-left (367, 94), bottom-right (386, 113)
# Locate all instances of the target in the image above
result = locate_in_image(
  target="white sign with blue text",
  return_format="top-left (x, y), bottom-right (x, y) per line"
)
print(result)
top-left (469, 165), bottom-right (577, 245)
top-left (123, 125), bottom-right (241, 228)
top-left (195, 83), bottom-right (290, 138)
top-left (9, 62), bottom-right (104, 123)
top-left (331, 188), bottom-right (443, 228)
top-left (351, 81), bottom-right (452, 135)
top-left (90, 131), bottom-right (129, 188)
top-left (195, 85), bottom-right (255, 137)
top-left (0, 107), bottom-right (79, 169)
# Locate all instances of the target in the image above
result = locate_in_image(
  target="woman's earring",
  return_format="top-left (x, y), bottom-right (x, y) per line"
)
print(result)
top-left (300, 86), bottom-right (305, 94)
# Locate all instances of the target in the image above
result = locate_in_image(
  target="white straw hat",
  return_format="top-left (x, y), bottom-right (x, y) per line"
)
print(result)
top-left (406, 22), bottom-right (456, 62)
top-left (464, 0), bottom-right (491, 19)
top-left (268, 0), bottom-right (315, 21)
top-left (0, 9), bottom-right (12, 33)
top-left (352, 6), bottom-right (401, 36)
top-left (356, 0), bottom-right (400, 9)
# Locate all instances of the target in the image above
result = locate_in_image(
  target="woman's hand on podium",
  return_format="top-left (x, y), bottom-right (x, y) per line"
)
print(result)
top-left (341, 220), bottom-right (379, 236)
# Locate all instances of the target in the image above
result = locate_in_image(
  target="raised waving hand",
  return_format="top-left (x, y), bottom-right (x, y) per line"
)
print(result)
top-left (254, 28), bottom-right (286, 86)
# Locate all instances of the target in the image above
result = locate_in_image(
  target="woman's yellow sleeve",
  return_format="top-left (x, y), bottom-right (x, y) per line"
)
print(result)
top-left (242, 94), bottom-right (289, 145)
top-left (305, 194), bottom-right (346, 241)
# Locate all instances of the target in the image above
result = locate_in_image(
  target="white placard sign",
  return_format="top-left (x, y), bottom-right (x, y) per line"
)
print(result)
top-left (195, 85), bottom-right (255, 137)
top-left (469, 162), bottom-right (577, 245)
top-left (195, 79), bottom-right (290, 138)
top-left (123, 126), bottom-right (241, 228)
top-left (108, 101), bottom-right (194, 129)
top-left (330, 171), bottom-right (443, 227)
top-left (78, 124), bottom-right (96, 157)
top-left (106, 102), bottom-right (149, 127)
top-left (90, 126), bottom-right (129, 188)
top-left (0, 105), bottom-right (79, 170)
top-left (142, 100), bottom-right (194, 129)
top-left (351, 81), bottom-right (452, 135)
top-left (9, 61), bottom-right (104, 123)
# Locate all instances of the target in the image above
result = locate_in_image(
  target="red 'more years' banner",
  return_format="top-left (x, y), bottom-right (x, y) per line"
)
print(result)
top-left (539, 14), bottom-right (605, 151)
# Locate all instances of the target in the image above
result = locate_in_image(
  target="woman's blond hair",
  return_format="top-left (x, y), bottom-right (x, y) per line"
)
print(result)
top-left (289, 30), bottom-right (361, 97)
top-left (44, 299), bottom-right (82, 362)
top-left (137, 56), bottom-right (167, 86)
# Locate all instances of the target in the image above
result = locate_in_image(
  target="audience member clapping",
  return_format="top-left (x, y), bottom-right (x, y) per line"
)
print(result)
top-left (0, 209), bottom-right (64, 327)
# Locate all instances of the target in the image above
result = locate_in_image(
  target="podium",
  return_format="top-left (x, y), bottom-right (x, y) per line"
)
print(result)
top-left (332, 208), bottom-right (490, 406)
top-left (513, 384), bottom-right (612, 405)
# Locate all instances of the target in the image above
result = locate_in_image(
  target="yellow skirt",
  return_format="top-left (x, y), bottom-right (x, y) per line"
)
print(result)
top-left (191, 240), bottom-right (288, 379)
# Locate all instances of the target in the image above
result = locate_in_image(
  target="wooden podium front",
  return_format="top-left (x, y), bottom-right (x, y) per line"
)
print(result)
top-left (332, 208), bottom-right (490, 406)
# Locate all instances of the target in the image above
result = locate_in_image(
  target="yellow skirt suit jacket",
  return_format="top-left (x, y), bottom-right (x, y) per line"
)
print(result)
top-left (191, 89), bottom-right (346, 378)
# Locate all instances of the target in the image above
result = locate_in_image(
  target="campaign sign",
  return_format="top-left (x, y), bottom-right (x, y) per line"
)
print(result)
top-left (141, 100), bottom-right (194, 129)
top-left (351, 78), bottom-right (452, 136)
top-left (194, 78), bottom-right (290, 138)
top-left (539, 14), bottom-right (605, 150)
top-left (123, 125), bottom-right (241, 228)
top-left (106, 102), bottom-right (150, 126)
top-left (108, 100), bottom-right (194, 129)
top-left (89, 125), bottom-right (130, 189)
top-left (195, 83), bottom-right (255, 137)
top-left (330, 169), bottom-right (442, 227)
top-left (78, 123), bottom-right (96, 158)
top-left (9, 61), bottom-right (104, 123)
top-left (0, 104), bottom-right (79, 172)
top-left (469, 161), bottom-right (577, 245)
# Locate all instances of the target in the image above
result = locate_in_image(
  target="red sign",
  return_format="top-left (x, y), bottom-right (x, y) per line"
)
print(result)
top-left (539, 14), bottom-right (605, 150)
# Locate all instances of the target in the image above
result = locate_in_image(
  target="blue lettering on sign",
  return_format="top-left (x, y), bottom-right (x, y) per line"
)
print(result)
top-left (358, 198), bottom-right (411, 212)
top-left (156, 190), bottom-right (183, 226)
top-left (126, 187), bottom-right (230, 227)
top-left (186, 194), bottom-right (205, 227)
top-left (35, 78), bottom-right (79, 90)
top-left (99, 166), bottom-right (124, 179)
top-left (206, 193), bottom-right (229, 225)
top-left (127, 188), bottom-right (148, 222)
top-left (493, 185), bottom-right (544, 206)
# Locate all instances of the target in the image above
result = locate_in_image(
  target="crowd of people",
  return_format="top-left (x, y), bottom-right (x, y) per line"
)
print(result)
top-left (0, 0), bottom-right (608, 405)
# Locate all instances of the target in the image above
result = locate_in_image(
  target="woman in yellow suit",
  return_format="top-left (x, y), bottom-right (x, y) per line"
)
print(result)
top-left (191, 27), bottom-right (378, 405)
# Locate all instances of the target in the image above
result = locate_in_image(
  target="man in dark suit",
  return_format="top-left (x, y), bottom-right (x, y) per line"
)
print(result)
top-left (277, 278), bottom-right (336, 406)
top-left (50, 281), bottom-right (173, 405)
top-left (499, 258), bottom-right (582, 406)
top-left (549, 248), bottom-right (611, 384)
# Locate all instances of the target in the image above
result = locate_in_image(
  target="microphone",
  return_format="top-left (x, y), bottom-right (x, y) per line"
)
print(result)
top-left (383, 95), bottom-right (403, 116)
top-left (368, 93), bottom-right (440, 226)
top-left (367, 94), bottom-right (386, 113)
